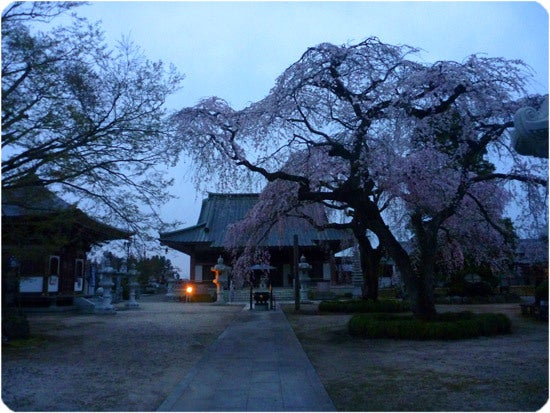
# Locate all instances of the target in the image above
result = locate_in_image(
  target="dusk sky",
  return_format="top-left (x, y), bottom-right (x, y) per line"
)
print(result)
top-left (71, 1), bottom-right (549, 274)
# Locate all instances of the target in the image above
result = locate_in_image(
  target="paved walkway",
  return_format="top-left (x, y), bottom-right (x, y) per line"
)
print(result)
top-left (157, 306), bottom-right (335, 411)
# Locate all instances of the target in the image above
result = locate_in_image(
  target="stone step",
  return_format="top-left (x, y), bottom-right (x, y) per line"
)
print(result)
top-left (74, 296), bottom-right (97, 313)
top-left (222, 288), bottom-right (297, 302)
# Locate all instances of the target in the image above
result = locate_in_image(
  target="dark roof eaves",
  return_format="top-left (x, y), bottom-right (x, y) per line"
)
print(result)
top-left (207, 192), bottom-right (258, 197)
top-left (160, 222), bottom-right (207, 238)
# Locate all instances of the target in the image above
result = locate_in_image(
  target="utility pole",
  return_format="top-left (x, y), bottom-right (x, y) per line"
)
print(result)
top-left (293, 234), bottom-right (300, 312)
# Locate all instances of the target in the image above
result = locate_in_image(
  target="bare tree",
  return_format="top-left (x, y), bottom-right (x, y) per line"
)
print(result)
top-left (2, 2), bottom-right (184, 237)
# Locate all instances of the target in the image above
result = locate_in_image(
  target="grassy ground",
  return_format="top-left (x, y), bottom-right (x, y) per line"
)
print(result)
top-left (283, 302), bottom-right (548, 411)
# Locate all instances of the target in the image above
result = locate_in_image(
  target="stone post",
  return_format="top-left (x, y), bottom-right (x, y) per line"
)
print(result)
top-left (229, 276), bottom-right (235, 303)
top-left (298, 255), bottom-right (312, 301)
top-left (351, 246), bottom-right (363, 298)
top-left (113, 272), bottom-right (123, 303)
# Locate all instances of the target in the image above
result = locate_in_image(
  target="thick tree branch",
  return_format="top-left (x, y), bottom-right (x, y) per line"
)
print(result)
top-left (472, 173), bottom-right (547, 187)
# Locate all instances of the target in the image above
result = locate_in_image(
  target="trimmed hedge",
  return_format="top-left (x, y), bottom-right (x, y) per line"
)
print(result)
top-left (189, 294), bottom-right (215, 303)
top-left (348, 311), bottom-right (512, 340)
top-left (319, 299), bottom-right (411, 313)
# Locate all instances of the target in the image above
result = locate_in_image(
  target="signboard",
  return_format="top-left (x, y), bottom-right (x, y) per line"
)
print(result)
top-left (74, 259), bottom-right (84, 292)
top-left (47, 275), bottom-right (59, 292)
top-left (74, 277), bottom-right (83, 292)
top-left (19, 276), bottom-right (43, 293)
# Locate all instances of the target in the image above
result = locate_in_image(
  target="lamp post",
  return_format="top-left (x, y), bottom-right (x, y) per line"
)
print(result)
top-left (185, 285), bottom-right (193, 302)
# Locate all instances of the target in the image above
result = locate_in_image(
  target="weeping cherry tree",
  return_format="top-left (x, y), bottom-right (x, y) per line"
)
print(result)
top-left (173, 37), bottom-right (547, 319)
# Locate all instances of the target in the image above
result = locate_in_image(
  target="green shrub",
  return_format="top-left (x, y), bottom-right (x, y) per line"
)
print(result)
top-left (2, 311), bottom-right (30, 340)
top-left (319, 299), bottom-right (411, 313)
top-left (535, 279), bottom-right (548, 303)
top-left (378, 288), bottom-right (398, 299)
top-left (308, 290), bottom-right (337, 300)
top-left (348, 311), bottom-right (511, 340)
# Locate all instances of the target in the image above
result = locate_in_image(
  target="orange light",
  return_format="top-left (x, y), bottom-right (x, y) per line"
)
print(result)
top-left (186, 286), bottom-right (193, 294)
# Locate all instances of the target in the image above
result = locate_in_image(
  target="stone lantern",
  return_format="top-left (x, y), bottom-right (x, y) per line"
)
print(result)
top-left (165, 272), bottom-right (177, 300)
top-left (125, 263), bottom-right (140, 309)
top-left (211, 256), bottom-right (231, 304)
top-left (95, 260), bottom-right (116, 314)
top-left (298, 254), bottom-right (312, 301)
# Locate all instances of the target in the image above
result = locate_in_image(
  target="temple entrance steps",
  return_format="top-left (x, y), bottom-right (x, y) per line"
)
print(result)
top-left (270, 288), bottom-right (295, 302)
top-left (223, 288), bottom-right (296, 303)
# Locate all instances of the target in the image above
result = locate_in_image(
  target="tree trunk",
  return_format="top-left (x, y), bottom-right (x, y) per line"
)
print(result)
top-left (352, 218), bottom-right (381, 301)
top-left (2, 266), bottom-right (30, 340)
top-left (369, 206), bottom-right (417, 292)
top-left (350, 198), bottom-right (438, 317)
top-left (415, 270), bottom-right (437, 320)
top-left (364, 202), bottom-right (425, 313)
top-left (363, 268), bottom-right (379, 300)
top-left (359, 241), bottom-right (382, 300)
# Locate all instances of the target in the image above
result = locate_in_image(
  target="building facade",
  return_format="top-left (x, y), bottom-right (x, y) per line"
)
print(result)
top-left (2, 186), bottom-right (131, 307)
top-left (160, 193), bottom-right (349, 289)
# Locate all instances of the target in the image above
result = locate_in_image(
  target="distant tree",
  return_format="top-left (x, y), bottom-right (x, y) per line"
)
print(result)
top-left (135, 255), bottom-right (175, 285)
top-left (2, 2), bottom-right (184, 237)
top-left (173, 38), bottom-right (547, 319)
top-left (101, 251), bottom-right (175, 289)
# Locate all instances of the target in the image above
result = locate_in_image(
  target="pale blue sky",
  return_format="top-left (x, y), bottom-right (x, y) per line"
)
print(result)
top-left (79, 1), bottom-right (548, 111)
top-left (52, 2), bottom-right (550, 273)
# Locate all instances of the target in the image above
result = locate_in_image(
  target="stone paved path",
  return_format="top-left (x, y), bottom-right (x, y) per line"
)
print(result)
top-left (157, 306), bottom-right (335, 412)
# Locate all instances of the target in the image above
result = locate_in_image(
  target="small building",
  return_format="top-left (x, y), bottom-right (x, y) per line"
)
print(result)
top-left (159, 193), bottom-right (349, 289)
top-left (512, 237), bottom-right (549, 286)
top-left (2, 186), bottom-right (131, 307)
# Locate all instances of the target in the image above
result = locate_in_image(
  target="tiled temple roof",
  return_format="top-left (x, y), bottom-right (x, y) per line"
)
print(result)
top-left (160, 193), bottom-right (348, 254)
top-left (2, 185), bottom-right (131, 242)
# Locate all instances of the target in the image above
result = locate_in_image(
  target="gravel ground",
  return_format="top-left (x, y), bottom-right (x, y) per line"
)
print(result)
top-left (2, 296), bottom-right (244, 412)
top-left (283, 302), bottom-right (549, 411)
top-left (3, 297), bottom-right (548, 412)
